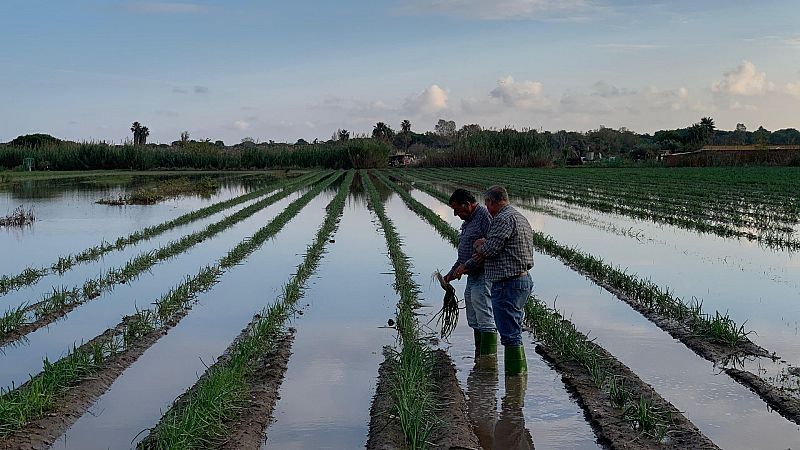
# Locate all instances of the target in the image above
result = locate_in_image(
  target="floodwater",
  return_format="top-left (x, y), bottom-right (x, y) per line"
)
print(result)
top-left (0, 173), bottom-right (266, 274)
top-left (263, 193), bottom-right (397, 449)
top-left (5, 171), bottom-right (800, 449)
top-left (53, 188), bottom-right (336, 449)
top-left (0, 192), bottom-right (302, 390)
top-left (406, 183), bottom-right (800, 448)
top-left (383, 190), bottom-right (601, 449)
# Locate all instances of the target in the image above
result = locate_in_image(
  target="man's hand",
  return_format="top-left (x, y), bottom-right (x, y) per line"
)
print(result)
top-left (473, 238), bottom-right (486, 252)
top-left (472, 252), bottom-right (485, 264)
top-left (453, 264), bottom-right (467, 278)
top-left (443, 273), bottom-right (455, 283)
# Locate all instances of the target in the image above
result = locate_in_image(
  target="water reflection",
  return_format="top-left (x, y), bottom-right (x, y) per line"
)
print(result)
top-left (467, 356), bottom-right (535, 450)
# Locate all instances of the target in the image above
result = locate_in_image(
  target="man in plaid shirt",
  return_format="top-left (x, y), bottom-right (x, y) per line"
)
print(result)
top-left (473, 185), bottom-right (534, 376)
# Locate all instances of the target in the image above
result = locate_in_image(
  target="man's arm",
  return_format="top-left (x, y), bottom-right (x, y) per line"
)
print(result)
top-left (477, 216), bottom-right (512, 258)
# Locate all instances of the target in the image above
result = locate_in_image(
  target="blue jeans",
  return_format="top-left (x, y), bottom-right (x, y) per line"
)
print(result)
top-left (491, 273), bottom-right (533, 347)
top-left (465, 272), bottom-right (495, 333)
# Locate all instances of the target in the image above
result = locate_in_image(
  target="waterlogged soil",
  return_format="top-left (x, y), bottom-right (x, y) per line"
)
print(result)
top-left (220, 331), bottom-right (295, 450)
top-left (535, 342), bottom-right (718, 449)
top-left (0, 193), bottom-right (301, 390)
top-left (382, 192), bottom-right (600, 449)
top-left (263, 195), bottom-right (397, 449)
top-left (404, 186), bottom-right (800, 449)
top-left (52, 189), bottom-right (333, 449)
top-left (367, 349), bottom-right (480, 450)
top-left (0, 314), bottom-right (171, 450)
top-left (0, 173), bottom-right (272, 275)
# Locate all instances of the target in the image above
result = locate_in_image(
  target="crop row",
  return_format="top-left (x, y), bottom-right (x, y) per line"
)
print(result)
top-left (0, 173), bottom-right (342, 439)
top-left (362, 172), bottom-right (439, 449)
top-left (374, 171), bottom-right (716, 446)
top-left (415, 168), bottom-right (800, 250)
top-left (141, 171), bottom-right (354, 449)
top-left (0, 171), bottom-right (318, 297)
top-left (0, 172), bottom-right (331, 346)
top-left (523, 297), bottom-right (718, 447)
top-left (391, 172), bottom-right (765, 358)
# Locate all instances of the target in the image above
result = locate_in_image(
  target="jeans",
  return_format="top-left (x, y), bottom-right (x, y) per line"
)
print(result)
top-left (491, 273), bottom-right (533, 347)
top-left (465, 272), bottom-right (496, 333)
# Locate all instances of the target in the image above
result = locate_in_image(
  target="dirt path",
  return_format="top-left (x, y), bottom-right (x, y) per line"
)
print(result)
top-left (367, 348), bottom-right (480, 450)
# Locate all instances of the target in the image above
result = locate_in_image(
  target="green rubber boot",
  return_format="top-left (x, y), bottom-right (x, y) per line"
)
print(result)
top-left (473, 329), bottom-right (481, 358)
top-left (504, 345), bottom-right (528, 377)
top-left (479, 331), bottom-right (498, 356)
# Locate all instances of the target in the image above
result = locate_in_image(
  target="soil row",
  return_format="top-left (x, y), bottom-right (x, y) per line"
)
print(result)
top-left (0, 311), bottom-right (186, 450)
top-left (534, 342), bottom-right (718, 449)
top-left (367, 348), bottom-right (481, 450)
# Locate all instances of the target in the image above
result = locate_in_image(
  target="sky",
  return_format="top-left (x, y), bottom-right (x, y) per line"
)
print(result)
top-left (1, 0), bottom-right (799, 144)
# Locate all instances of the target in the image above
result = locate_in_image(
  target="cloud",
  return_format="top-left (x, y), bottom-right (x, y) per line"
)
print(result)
top-left (193, 85), bottom-right (209, 94)
top-left (730, 101), bottom-right (758, 111)
top-left (400, 0), bottom-right (597, 20)
top-left (124, 2), bottom-right (208, 14)
top-left (591, 81), bottom-right (636, 98)
top-left (172, 87), bottom-right (188, 94)
top-left (233, 120), bottom-right (251, 131)
top-left (489, 76), bottom-right (550, 109)
top-left (403, 84), bottom-right (449, 115)
top-left (712, 60), bottom-right (774, 96)
top-left (786, 82), bottom-right (800, 99)
top-left (788, 36), bottom-right (800, 48)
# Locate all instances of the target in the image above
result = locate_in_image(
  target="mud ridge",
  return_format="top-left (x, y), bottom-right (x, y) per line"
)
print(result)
top-left (218, 330), bottom-right (295, 449)
top-left (367, 348), bottom-right (480, 450)
top-left (535, 342), bottom-right (719, 450)
top-left (0, 311), bottom-right (184, 450)
top-left (725, 367), bottom-right (800, 426)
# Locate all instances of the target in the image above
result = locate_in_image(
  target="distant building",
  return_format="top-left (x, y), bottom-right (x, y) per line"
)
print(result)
top-left (389, 153), bottom-right (415, 167)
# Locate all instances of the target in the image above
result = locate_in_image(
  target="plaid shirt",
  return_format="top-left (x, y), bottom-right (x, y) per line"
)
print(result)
top-left (447, 205), bottom-right (491, 278)
top-left (479, 204), bottom-right (535, 282)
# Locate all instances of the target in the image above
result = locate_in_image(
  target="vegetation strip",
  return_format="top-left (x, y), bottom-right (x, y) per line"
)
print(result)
top-left (0, 172), bottom-right (340, 444)
top-left (363, 172), bottom-right (447, 450)
top-left (0, 171), bottom-right (316, 297)
top-left (398, 172), bottom-right (768, 361)
top-left (415, 168), bottom-right (800, 251)
top-left (0, 172), bottom-right (330, 347)
top-left (525, 297), bottom-right (718, 449)
top-left (140, 170), bottom-right (354, 449)
top-left (386, 172), bottom-right (800, 428)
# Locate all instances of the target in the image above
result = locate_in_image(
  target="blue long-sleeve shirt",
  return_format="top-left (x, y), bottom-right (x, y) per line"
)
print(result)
top-left (447, 205), bottom-right (492, 278)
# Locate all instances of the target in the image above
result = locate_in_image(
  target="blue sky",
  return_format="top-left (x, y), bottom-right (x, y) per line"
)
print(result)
top-left (2, 0), bottom-right (799, 143)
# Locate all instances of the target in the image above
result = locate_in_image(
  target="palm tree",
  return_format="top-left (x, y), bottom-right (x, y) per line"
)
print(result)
top-left (400, 120), bottom-right (411, 149)
top-left (699, 117), bottom-right (715, 146)
top-left (338, 129), bottom-right (350, 142)
top-left (140, 126), bottom-right (150, 145)
top-left (131, 122), bottom-right (142, 145)
top-left (372, 122), bottom-right (394, 141)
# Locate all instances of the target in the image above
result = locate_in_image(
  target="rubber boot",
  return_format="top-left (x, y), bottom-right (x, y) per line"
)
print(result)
top-left (473, 329), bottom-right (481, 358)
top-left (479, 331), bottom-right (498, 356)
top-left (504, 345), bottom-right (528, 377)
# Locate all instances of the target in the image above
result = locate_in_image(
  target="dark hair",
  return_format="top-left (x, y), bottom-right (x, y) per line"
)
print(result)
top-left (484, 185), bottom-right (509, 203)
top-left (449, 188), bottom-right (476, 205)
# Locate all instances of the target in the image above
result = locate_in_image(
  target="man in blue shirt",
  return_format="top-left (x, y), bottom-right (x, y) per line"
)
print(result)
top-left (443, 188), bottom-right (497, 358)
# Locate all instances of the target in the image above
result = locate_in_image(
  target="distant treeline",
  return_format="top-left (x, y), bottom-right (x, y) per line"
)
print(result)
top-left (0, 138), bottom-right (390, 171)
top-left (4, 119), bottom-right (800, 170)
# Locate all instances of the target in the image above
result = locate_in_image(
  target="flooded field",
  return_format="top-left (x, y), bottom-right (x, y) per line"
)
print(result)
top-left (1, 168), bottom-right (799, 449)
